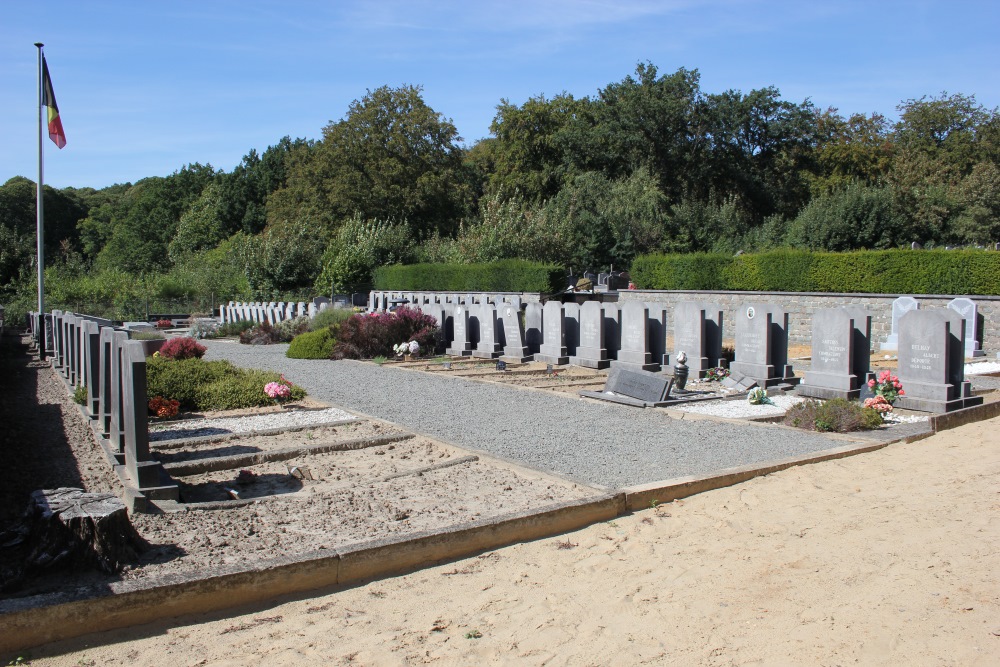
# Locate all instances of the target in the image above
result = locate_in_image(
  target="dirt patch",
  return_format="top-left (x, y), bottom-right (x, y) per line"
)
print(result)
top-left (0, 334), bottom-right (600, 602)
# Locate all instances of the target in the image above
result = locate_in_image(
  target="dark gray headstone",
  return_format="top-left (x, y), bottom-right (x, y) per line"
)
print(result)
top-left (107, 331), bottom-right (129, 458)
top-left (603, 305), bottom-right (621, 361)
top-left (563, 302), bottom-right (581, 356)
top-left (472, 304), bottom-right (502, 359)
top-left (82, 320), bottom-right (102, 417)
top-left (580, 366), bottom-right (673, 407)
top-left (525, 302), bottom-right (543, 355)
top-left (672, 302), bottom-right (724, 376)
top-left (98, 326), bottom-right (116, 438)
top-left (612, 301), bottom-right (659, 371)
top-left (895, 309), bottom-right (981, 412)
top-left (121, 341), bottom-right (177, 499)
top-left (646, 303), bottom-right (668, 367)
top-left (797, 307), bottom-right (872, 400)
top-left (728, 304), bottom-right (797, 388)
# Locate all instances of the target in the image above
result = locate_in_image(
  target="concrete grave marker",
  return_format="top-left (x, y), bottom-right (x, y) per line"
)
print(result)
top-left (107, 331), bottom-right (130, 461)
top-left (580, 366), bottom-right (674, 408)
top-left (569, 301), bottom-right (610, 369)
top-left (82, 320), bottom-right (102, 417)
top-left (646, 303), bottom-right (669, 367)
top-left (880, 296), bottom-right (919, 352)
top-left (672, 302), bottom-right (724, 377)
top-left (445, 304), bottom-right (473, 356)
top-left (563, 302), bottom-right (581, 358)
top-left (895, 309), bottom-right (981, 412)
top-left (947, 298), bottom-right (984, 358)
top-left (728, 304), bottom-right (798, 388)
top-left (499, 303), bottom-right (532, 362)
top-left (535, 301), bottom-right (569, 365)
top-left (472, 303), bottom-right (502, 359)
top-left (524, 302), bottom-right (543, 355)
top-left (612, 301), bottom-right (659, 371)
top-left (603, 304), bottom-right (621, 361)
top-left (797, 307), bottom-right (872, 400)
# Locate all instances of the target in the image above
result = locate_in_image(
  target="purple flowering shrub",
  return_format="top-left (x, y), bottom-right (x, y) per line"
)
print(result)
top-left (331, 307), bottom-right (439, 360)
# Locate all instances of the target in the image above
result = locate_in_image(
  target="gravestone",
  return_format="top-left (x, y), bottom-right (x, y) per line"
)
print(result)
top-left (947, 298), bottom-right (984, 358)
top-left (894, 309), bottom-right (981, 413)
top-left (445, 304), bottom-right (473, 356)
top-left (797, 307), bottom-right (872, 400)
top-left (420, 302), bottom-right (450, 353)
top-left (569, 301), bottom-right (610, 369)
top-left (499, 303), bottom-right (532, 362)
top-left (671, 302), bottom-right (724, 377)
top-left (524, 302), bottom-right (543, 355)
top-left (603, 305), bottom-right (621, 361)
top-left (646, 303), bottom-right (669, 367)
top-left (879, 296), bottom-right (919, 352)
top-left (472, 304), bottom-right (502, 359)
top-left (612, 302), bottom-right (659, 371)
top-left (97, 327), bottom-right (116, 438)
top-left (120, 341), bottom-right (178, 500)
top-left (535, 301), bottom-right (569, 365)
top-left (579, 366), bottom-right (674, 408)
top-left (728, 304), bottom-right (798, 388)
top-left (82, 320), bottom-right (102, 417)
top-left (106, 331), bottom-right (130, 462)
top-left (563, 302), bottom-right (581, 357)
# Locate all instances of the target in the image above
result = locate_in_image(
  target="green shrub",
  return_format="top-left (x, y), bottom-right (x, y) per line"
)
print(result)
top-left (72, 385), bottom-right (88, 405)
top-left (146, 356), bottom-right (232, 410)
top-left (239, 317), bottom-right (309, 345)
top-left (374, 260), bottom-right (564, 293)
top-left (309, 307), bottom-right (354, 331)
top-left (195, 369), bottom-right (306, 410)
top-left (784, 398), bottom-right (883, 432)
top-left (287, 328), bottom-right (336, 359)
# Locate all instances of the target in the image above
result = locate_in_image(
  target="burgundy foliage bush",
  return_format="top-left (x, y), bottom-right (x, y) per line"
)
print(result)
top-left (159, 336), bottom-right (207, 360)
top-left (331, 307), bottom-right (439, 360)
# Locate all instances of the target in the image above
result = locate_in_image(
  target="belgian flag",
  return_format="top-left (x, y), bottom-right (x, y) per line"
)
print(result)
top-left (41, 56), bottom-right (66, 149)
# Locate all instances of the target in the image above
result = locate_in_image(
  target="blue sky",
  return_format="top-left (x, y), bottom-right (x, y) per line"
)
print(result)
top-left (3, 0), bottom-right (998, 190)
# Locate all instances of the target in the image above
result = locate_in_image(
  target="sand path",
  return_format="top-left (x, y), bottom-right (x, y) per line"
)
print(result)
top-left (24, 416), bottom-right (1000, 666)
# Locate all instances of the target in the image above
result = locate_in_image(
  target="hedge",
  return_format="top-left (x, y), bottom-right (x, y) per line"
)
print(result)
top-left (373, 260), bottom-right (564, 293)
top-left (631, 249), bottom-right (1000, 295)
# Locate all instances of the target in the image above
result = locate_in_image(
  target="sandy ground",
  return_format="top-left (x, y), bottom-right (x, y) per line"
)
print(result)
top-left (18, 414), bottom-right (1000, 666)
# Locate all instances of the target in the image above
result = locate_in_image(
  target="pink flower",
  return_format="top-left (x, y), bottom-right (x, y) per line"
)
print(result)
top-left (898, 389), bottom-right (905, 396)
top-left (893, 381), bottom-right (901, 389)
top-left (867, 379), bottom-right (876, 388)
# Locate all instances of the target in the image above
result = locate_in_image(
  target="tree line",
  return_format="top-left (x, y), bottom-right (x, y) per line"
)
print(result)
top-left (2, 63), bottom-right (998, 314)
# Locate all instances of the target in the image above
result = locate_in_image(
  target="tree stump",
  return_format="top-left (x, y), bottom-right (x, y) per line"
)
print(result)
top-left (22, 487), bottom-right (145, 574)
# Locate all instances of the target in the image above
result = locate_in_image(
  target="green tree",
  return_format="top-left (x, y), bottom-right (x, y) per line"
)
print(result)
top-left (315, 215), bottom-right (414, 292)
top-left (167, 182), bottom-right (226, 261)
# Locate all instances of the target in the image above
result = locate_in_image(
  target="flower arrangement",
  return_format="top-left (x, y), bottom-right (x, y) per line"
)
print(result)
top-left (867, 370), bottom-right (904, 403)
top-left (705, 367), bottom-right (730, 382)
top-left (863, 395), bottom-right (893, 415)
top-left (264, 375), bottom-right (294, 403)
top-left (148, 396), bottom-right (180, 419)
top-left (156, 319), bottom-right (173, 329)
top-left (747, 387), bottom-right (774, 405)
top-left (393, 340), bottom-right (421, 358)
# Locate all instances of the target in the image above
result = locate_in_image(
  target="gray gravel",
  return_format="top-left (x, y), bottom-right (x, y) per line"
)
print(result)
top-left (203, 341), bottom-right (874, 490)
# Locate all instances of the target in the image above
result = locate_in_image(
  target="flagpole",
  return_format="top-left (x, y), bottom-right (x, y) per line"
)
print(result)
top-left (34, 42), bottom-right (47, 361)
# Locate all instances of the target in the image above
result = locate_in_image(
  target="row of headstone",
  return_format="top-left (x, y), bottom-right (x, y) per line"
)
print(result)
top-left (368, 291), bottom-right (524, 314)
top-left (38, 310), bottom-right (179, 501)
top-left (220, 298), bottom-right (331, 325)
top-left (880, 296), bottom-right (984, 357)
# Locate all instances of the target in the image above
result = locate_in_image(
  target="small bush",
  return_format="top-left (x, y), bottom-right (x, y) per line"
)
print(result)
top-left (146, 356), bottom-right (232, 409)
top-left (330, 306), bottom-right (439, 359)
top-left (155, 319), bottom-right (173, 328)
top-left (213, 319), bottom-right (255, 338)
top-left (239, 317), bottom-right (309, 345)
top-left (309, 307), bottom-right (354, 332)
top-left (784, 398), bottom-right (883, 432)
top-left (159, 336), bottom-right (207, 360)
top-left (287, 328), bottom-right (336, 359)
top-left (195, 369), bottom-right (306, 410)
top-left (72, 385), bottom-right (88, 405)
top-left (148, 396), bottom-right (180, 419)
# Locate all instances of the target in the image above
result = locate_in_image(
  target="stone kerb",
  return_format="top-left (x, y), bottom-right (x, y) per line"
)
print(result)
top-left (611, 301), bottom-right (659, 372)
top-left (569, 301), bottom-right (610, 369)
top-left (797, 307), bottom-right (872, 400)
top-left (535, 301), bottom-right (568, 365)
top-left (499, 302), bottom-right (532, 362)
top-left (894, 309), bottom-right (982, 413)
top-left (121, 340), bottom-right (178, 500)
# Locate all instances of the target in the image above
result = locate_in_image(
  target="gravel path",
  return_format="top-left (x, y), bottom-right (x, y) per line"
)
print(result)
top-left (203, 341), bottom-right (877, 490)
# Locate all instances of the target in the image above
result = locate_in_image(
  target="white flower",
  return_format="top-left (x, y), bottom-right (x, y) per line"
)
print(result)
top-left (408, 340), bottom-right (420, 354)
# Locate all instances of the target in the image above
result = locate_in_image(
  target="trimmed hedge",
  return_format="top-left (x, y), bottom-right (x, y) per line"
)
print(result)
top-left (374, 260), bottom-right (564, 293)
top-left (631, 249), bottom-right (1000, 295)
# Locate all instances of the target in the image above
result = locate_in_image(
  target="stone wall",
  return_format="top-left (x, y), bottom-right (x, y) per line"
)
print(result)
top-left (617, 290), bottom-right (1000, 354)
